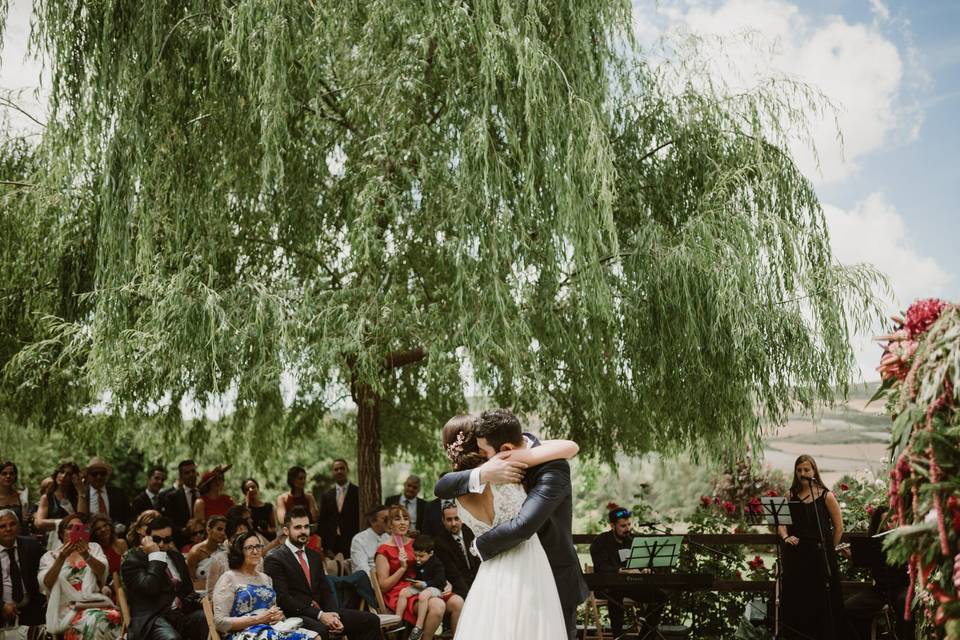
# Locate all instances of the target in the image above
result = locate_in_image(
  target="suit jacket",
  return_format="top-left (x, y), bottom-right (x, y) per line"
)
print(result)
top-left (6, 536), bottom-right (44, 626)
top-left (434, 526), bottom-right (480, 598)
top-left (589, 530), bottom-right (632, 574)
top-left (420, 498), bottom-right (445, 537)
top-left (131, 490), bottom-right (163, 517)
top-left (92, 486), bottom-right (131, 528)
top-left (434, 433), bottom-right (589, 611)
top-left (384, 495), bottom-right (427, 533)
top-left (318, 483), bottom-right (360, 557)
top-left (120, 548), bottom-right (199, 640)
top-left (160, 487), bottom-right (197, 545)
top-left (263, 544), bottom-right (337, 620)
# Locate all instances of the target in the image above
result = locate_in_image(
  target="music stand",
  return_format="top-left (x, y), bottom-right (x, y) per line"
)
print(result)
top-left (625, 535), bottom-right (684, 570)
top-left (758, 497), bottom-right (794, 640)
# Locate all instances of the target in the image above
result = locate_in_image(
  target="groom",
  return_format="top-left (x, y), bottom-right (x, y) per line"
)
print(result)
top-left (434, 409), bottom-right (588, 640)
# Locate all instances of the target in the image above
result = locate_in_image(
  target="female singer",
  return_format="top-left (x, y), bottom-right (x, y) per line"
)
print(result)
top-left (778, 454), bottom-right (848, 639)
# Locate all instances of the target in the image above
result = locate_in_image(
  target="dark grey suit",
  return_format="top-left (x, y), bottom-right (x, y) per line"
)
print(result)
top-left (434, 434), bottom-right (588, 640)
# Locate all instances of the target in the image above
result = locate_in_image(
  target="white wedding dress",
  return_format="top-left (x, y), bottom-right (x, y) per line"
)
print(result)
top-left (453, 482), bottom-right (567, 639)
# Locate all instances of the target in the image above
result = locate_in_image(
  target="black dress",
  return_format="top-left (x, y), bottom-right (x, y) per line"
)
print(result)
top-left (781, 490), bottom-right (847, 640)
top-left (249, 502), bottom-right (276, 539)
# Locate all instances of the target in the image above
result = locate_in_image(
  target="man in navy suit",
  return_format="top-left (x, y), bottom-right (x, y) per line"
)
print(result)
top-left (263, 507), bottom-right (378, 640)
top-left (0, 510), bottom-right (44, 630)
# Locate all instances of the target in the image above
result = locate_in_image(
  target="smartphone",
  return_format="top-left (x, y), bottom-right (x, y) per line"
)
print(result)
top-left (67, 522), bottom-right (90, 545)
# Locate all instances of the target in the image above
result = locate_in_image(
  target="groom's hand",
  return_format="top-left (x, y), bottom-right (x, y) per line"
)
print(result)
top-left (478, 457), bottom-right (527, 485)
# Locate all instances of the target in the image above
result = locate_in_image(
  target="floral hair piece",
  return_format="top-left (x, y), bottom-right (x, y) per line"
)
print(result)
top-left (445, 430), bottom-right (467, 463)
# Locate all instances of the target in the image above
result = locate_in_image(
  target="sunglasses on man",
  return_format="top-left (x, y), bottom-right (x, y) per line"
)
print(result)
top-left (151, 535), bottom-right (175, 545)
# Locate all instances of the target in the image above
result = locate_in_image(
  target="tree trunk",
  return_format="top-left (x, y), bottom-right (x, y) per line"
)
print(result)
top-left (352, 380), bottom-right (382, 521)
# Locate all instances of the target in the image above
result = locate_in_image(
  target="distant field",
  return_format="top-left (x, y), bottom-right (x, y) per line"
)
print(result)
top-left (762, 382), bottom-right (891, 484)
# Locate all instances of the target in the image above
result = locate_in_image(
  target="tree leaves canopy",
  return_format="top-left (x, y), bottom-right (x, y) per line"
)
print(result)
top-left (1, 1), bottom-right (882, 470)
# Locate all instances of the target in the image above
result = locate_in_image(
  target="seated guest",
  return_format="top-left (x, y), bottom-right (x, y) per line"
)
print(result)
top-left (376, 505), bottom-right (462, 640)
top-left (844, 506), bottom-right (914, 640)
top-left (0, 462), bottom-right (29, 534)
top-left (186, 515), bottom-right (227, 581)
top-left (211, 530), bottom-right (314, 640)
top-left (38, 514), bottom-right (121, 640)
top-left (385, 475), bottom-right (426, 534)
top-left (275, 467), bottom-right (319, 526)
top-left (433, 503), bottom-right (479, 598)
top-left (132, 467), bottom-right (168, 516)
top-left (225, 506), bottom-right (284, 557)
top-left (350, 505), bottom-right (390, 573)
top-left (77, 458), bottom-right (131, 527)
top-left (193, 467), bottom-right (235, 522)
top-left (0, 509), bottom-right (44, 630)
top-left (397, 535), bottom-right (446, 640)
top-left (127, 510), bottom-right (162, 550)
top-left (120, 515), bottom-right (206, 640)
top-left (263, 507), bottom-right (379, 640)
top-left (160, 460), bottom-right (199, 547)
top-left (34, 461), bottom-right (80, 533)
top-left (240, 478), bottom-right (277, 541)
top-left (206, 518), bottom-right (257, 594)
top-left (180, 519), bottom-right (206, 553)
top-left (90, 514), bottom-right (128, 577)
top-left (318, 460), bottom-right (359, 558)
top-left (589, 505), bottom-right (666, 640)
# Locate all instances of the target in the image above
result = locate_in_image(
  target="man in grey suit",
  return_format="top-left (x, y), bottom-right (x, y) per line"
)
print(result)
top-left (434, 409), bottom-right (588, 640)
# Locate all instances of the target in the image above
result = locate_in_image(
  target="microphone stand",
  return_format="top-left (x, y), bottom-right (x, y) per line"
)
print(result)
top-left (805, 477), bottom-right (838, 639)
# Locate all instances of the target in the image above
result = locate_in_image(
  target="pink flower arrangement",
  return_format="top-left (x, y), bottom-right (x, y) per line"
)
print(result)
top-left (905, 298), bottom-right (947, 338)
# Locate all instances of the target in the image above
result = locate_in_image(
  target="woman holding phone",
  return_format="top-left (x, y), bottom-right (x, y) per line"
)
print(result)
top-left (38, 513), bottom-right (122, 640)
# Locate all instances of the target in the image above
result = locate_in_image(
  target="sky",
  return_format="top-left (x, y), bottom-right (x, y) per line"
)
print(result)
top-left (2, 0), bottom-right (958, 382)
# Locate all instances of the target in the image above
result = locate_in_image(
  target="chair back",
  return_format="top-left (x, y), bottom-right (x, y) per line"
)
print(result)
top-left (369, 568), bottom-right (391, 614)
top-left (581, 564), bottom-right (607, 640)
top-left (201, 596), bottom-right (221, 640)
top-left (114, 572), bottom-right (131, 634)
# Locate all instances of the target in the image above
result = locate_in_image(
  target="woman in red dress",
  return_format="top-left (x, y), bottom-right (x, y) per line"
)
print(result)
top-left (193, 467), bottom-right (235, 522)
top-left (375, 506), bottom-right (454, 640)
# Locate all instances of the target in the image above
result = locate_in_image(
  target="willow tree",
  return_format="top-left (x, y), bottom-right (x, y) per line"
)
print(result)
top-left (1, 2), bottom-right (881, 512)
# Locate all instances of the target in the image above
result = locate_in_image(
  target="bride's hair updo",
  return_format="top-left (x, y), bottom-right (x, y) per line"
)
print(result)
top-left (442, 415), bottom-right (486, 471)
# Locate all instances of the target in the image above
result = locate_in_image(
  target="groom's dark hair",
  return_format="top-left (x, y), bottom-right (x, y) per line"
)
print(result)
top-left (474, 409), bottom-right (524, 451)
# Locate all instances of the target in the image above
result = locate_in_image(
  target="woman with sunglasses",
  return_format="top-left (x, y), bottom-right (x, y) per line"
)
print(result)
top-left (211, 531), bottom-right (315, 640)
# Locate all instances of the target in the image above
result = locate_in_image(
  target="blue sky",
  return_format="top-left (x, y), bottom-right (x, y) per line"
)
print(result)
top-left (3, 0), bottom-right (958, 379)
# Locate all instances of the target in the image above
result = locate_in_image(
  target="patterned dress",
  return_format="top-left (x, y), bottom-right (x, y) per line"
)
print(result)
top-left (212, 570), bottom-right (315, 640)
top-left (39, 545), bottom-right (121, 640)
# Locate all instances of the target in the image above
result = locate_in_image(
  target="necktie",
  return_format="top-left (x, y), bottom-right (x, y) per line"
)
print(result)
top-left (163, 563), bottom-right (182, 609)
top-left (455, 536), bottom-right (469, 565)
top-left (296, 549), bottom-right (311, 586)
top-left (6, 547), bottom-right (24, 605)
top-left (97, 490), bottom-right (108, 514)
top-left (336, 486), bottom-right (345, 512)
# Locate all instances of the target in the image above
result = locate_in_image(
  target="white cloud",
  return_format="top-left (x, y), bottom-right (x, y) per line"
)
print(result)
top-left (869, 0), bottom-right (891, 23)
top-left (637, 0), bottom-right (920, 184)
top-left (824, 193), bottom-right (951, 378)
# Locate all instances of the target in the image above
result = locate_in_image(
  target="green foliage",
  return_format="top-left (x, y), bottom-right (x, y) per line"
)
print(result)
top-left (1, 3), bottom-right (882, 486)
top-left (833, 471), bottom-right (889, 533)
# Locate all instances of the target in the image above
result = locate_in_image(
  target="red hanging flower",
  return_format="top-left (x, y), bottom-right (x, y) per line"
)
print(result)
top-left (838, 482), bottom-right (849, 492)
top-left (748, 555), bottom-right (764, 570)
top-left (866, 504), bottom-right (875, 516)
top-left (606, 502), bottom-right (619, 511)
top-left (722, 501), bottom-right (736, 515)
top-left (904, 298), bottom-right (947, 338)
top-left (700, 495), bottom-right (712, 507)
top-left (747, 497), bottom-right (762, 514)
top-left (765, 489), bottom-right (778, 497)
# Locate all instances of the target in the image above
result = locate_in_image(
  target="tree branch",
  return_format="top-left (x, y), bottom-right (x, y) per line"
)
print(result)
top-left (383, 347), bottom-right (426, 370)
top-left (0, 97), bottom-right (46, 129)
top-left (558, 252), bottom-right (635, 288)
top-left (0, 180), bottom-right (35, 189)
top-left (638, 139), bottom-right (675, 163)
top-left (236, 234), bottom-right (342, 288)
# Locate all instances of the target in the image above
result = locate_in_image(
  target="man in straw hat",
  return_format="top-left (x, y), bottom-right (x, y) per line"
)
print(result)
top-left (78, 457), bottom-right (131, 527)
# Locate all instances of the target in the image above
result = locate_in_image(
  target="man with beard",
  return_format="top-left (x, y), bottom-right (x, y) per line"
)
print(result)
top-left (263, 507), bottom-right (379, 640)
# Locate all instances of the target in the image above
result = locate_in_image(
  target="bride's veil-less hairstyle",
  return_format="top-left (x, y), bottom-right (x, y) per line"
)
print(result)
top-left (442, 415), bottom-right (486, 471)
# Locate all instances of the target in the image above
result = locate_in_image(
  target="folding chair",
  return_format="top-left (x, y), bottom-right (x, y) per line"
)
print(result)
top-left (368, 569), bottom-right (407, 639)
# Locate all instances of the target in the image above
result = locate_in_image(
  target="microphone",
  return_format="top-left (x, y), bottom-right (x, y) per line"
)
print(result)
top-left (631, 522), bottom-right (661, 529)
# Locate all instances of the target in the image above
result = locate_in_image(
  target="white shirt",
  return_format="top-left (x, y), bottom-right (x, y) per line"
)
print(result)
top-left (147, 551), bottom-right (182, 583)
top-left (350, 528), bottom-right (389, 572)
top-left (88, 486), bottom-right (110, 515)
top-left (0, 542), bottom-right (24, 605)
top-left (282, 539), bottom-right (324, 619)
top-left (400, 497), bottom-right (418, 525)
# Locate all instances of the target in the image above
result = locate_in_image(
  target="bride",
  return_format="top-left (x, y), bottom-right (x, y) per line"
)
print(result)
top-left (440, 415), bottom-right (578, 639)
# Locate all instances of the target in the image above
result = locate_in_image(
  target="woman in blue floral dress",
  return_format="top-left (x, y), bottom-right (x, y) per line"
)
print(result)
top-left (212, 531), bottom-right (316, 640)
